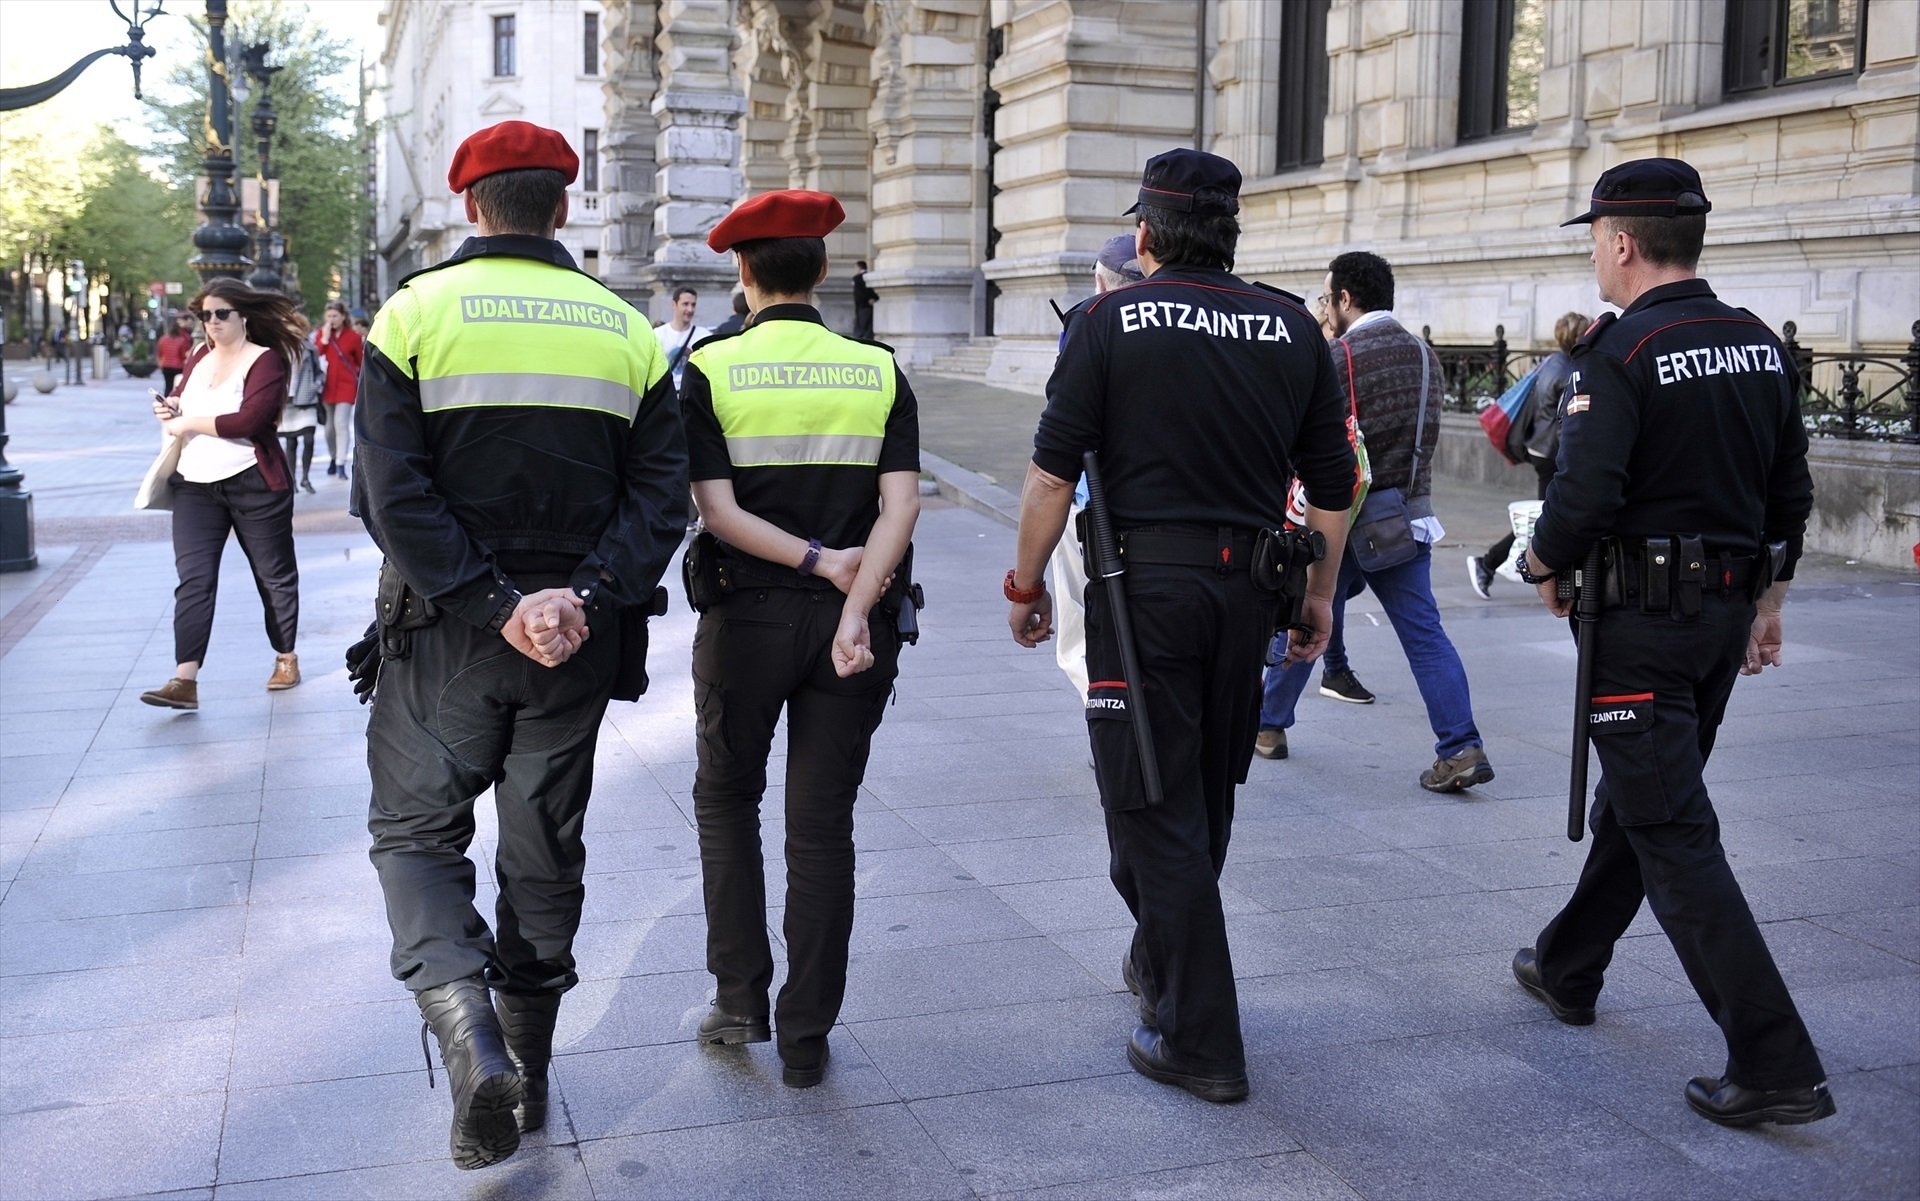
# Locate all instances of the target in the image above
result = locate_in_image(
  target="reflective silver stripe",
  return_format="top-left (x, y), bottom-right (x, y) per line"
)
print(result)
top-left (419, 373), bottom-right (640, 420)
top-left (726, 433), bottom-right (883, 467)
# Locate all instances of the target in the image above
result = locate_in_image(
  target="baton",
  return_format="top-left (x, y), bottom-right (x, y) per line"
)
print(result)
top-left (1081, 451), bottom-right (1164, 806)
top-left (1566, 542), bottom-right (1605, 842)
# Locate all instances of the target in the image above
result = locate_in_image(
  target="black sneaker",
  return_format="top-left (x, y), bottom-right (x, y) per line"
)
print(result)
top-left (1318, 669), bottom-right (1375, 704)
top-left (1467, 554), bottom-right (1495, 600)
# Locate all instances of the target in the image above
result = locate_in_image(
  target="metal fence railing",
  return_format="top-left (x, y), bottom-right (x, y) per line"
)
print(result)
top-left (1420, 319), bottom-right (1920, 444)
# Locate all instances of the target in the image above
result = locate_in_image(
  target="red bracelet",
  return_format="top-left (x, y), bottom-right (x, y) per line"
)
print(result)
top-left (1004, 569), bottom-right (1046, 604)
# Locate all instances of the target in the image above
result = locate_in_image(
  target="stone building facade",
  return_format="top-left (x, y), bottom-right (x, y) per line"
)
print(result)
top-left (379, 0), bottom-right (1918, 387)
top-left (376, 0), bottom-right (615, 289)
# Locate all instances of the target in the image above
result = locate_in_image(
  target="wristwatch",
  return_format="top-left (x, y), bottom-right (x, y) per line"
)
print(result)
top-left (484, 585), bottom-right (524, 632)
top-left (1515, 553), bottom-right (1555, 586)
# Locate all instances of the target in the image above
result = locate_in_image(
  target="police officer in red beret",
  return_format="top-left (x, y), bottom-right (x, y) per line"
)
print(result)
top-left (354, 120), bottom-right (688, 1167)
top-left (680, 190), bottom-right (920, 1089)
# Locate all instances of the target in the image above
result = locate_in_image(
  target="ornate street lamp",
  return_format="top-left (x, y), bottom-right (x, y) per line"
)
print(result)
top-left (0, 0), bottom-right (165, 111)
top-left (0, 0), bottom-right (171, 573)
top-left (189, 0), bottom-right (251, 283)
top-left (237, 41), bottom-right (284, 293)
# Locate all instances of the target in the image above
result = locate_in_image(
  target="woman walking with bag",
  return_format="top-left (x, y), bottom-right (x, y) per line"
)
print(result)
top-left (314, 298), bottom-right (363, 478)
top-left (277, 315), bottom-right (325, 493)
top-left (139, 282), bottom-right (306, 711)
top-left (1467, 311), bottom-right (1588, 598)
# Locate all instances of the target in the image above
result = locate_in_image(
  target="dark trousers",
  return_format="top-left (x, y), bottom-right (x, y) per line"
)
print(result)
top-left (367, 606), bottom-right (619, 995)
top-left (1485, 457), bottom-right (1557, 569)
top-left (691, 586), bottom-right (898, 1060)
top-left (1533, 594), bottom-right (1825, 1090)
top-left (280, 429), bottom-right (315, 481)
top-left (161, 367), bottom-right (181, 394)
top-left (1087, 564), bottom-right (1275, 1074)
top-left (169, 465), bottom-right (298, 665)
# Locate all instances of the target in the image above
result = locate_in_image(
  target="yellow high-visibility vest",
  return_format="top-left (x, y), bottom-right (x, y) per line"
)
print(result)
top-left (371, 255), bottom-right (664, 419)
top-left (690, 320), bottom-right (897, 467)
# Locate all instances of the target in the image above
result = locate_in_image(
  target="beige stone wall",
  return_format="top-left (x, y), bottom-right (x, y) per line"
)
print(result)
top-left (1226, 0), bottom-right (1919, 353)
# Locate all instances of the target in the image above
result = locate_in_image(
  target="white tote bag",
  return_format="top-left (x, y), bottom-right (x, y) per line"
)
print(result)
top-left (134, 433), bottom-right (184, 511)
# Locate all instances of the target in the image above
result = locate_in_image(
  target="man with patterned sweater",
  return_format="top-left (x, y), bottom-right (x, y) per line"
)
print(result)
top-left (1258, 251), bottom-right (1493, 791)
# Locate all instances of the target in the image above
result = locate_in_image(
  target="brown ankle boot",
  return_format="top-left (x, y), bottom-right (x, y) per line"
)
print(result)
top-left (267, 653), bottom-right (300, 691)
top-left (139, 678), bottom-right (198, 710)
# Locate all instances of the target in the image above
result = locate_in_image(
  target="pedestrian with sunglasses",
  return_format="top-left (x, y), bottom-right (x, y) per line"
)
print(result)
top-left (140, 283), bottom-right (307, 710)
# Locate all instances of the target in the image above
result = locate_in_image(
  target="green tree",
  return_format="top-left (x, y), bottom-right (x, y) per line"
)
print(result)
top-left (0, 123), bottom-right (86, 343)
top-left (63, 130), bottom-right (197, 326)
top-left (142, 0), bottom-right (368, 316)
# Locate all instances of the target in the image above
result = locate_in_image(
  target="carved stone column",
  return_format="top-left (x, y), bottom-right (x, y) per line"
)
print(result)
top-left (863, 0), bottom-right (988, 366)
top-left (641, 0), bottom-right (746, 326)
top-left (981, 0), bottom-right (1202, 390)
top-left (599, 0), bottom-right (661, 310)
top-left (786, 0), bottom-right (875, 334)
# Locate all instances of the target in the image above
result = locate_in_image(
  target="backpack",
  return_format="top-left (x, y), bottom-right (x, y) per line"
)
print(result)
top-left (1479, 364), bottom-right (1541, 465)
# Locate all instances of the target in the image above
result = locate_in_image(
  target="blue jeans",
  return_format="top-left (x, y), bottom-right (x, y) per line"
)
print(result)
top-left (1259, 542), bottom-right (1482, 759)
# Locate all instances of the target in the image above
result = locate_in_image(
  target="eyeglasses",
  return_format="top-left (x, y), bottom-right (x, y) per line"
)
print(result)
top-left (191, 307), bottom-right (238, 324)
top-left (1313, 293), bottom-right (1331, 311)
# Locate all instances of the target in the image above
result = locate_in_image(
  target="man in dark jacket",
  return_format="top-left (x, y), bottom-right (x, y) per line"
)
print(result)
top-left (1008, 149), bottom-right (1354, 1103)
top-left (353, 120), bottom-right (688, 1169)
top-left (1513, 158), bottom-right (1831, 1129)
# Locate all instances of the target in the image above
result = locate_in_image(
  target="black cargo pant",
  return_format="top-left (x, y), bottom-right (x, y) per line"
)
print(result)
top-left (367, 602), bottom-right (618, 996)
top-left (170, 464), bottom-right (298, 665)
top-left (1086, 563), bottom-right (1276, 1075)
top-left (691, 586), bottom-right (898, 1062)
top-left (1533, 593), bottom-right (1826, 1090)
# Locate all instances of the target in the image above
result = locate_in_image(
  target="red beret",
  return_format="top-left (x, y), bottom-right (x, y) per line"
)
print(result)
top-left (707, 190), bottom-right (846, 252)
top-left (448, 121), bottom-right (579, 193)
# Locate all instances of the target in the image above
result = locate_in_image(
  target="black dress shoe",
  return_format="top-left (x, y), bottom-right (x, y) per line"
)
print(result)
top-left (1125, 1026), bottom-right (1248, 1104)
top-left (781, 1041), bottom-right (830, 1089)
top-left (1119, 952), bottom-right (1156, 1026)
top-left (697, 1005), bottom-right (770, 1045)
top-left (1685, 1075), bottom-right (1836, 1127)
top-left (1511, 947), bottom-right (1595, 1026)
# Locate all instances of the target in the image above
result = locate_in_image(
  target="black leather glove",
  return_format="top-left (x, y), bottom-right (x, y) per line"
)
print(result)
top-left (344, 620), bottom-right (381, 705)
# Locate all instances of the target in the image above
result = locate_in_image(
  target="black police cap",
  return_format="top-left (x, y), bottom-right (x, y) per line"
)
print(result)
top-left (1123, 148), bottom-right (1242, 217)
top-left (1563, 157), bottom-right (1713, 227)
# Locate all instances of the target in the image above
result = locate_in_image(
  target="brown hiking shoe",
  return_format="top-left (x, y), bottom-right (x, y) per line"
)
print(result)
top-left (140, 678), bottom-right (199, 710)
top-left (267, 653), bottom-right (301, 691)
top-left (1420, 745), bottom-right (1494, 792)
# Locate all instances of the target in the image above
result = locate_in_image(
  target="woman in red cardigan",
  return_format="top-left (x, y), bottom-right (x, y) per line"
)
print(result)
top-left (140, 282), bottom-right (306, 710)
top-left (315, 298), bottom-right (363, 478)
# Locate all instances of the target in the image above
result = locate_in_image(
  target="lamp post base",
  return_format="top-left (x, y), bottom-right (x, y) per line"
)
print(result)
top-left (0, 488), bottom-right (36, 573)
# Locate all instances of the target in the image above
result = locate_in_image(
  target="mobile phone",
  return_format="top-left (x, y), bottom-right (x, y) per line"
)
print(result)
top-left (150, 388), bottom-right (179, 415)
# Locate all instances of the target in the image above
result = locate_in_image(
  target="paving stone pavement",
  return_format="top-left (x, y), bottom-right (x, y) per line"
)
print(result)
top-left (0, 370), bottom-right (1915, 1199)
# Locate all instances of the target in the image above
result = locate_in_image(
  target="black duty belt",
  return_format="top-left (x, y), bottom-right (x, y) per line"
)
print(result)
top-left (1117, 525), bottom-right (1258, 573)
top-left (1606, 535), bottom-right (1761, 615)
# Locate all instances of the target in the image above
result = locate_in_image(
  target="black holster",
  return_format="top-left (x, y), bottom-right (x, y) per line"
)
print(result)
top-left (877, 543), bottom-right (925, 646)
top-left (1251, 526), bottom-right (1325, 631)
top-left (681, 530), bottom-right (729, 613)
top-left (376, 559), bottom-right (440, 660)
top-left (609, 586), bottom-right (670, 702)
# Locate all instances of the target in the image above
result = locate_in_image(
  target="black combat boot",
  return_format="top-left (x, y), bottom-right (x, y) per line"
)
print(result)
top-left (494, 991), bottom-right (563, 1133)
top-left (416, 976), bottom-right (524, 1170)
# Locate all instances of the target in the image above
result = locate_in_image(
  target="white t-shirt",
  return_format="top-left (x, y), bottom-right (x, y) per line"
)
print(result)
top-left (177, 345), bottom-right (269, 483)
top-left (654, 321), bottom-right (711, 386)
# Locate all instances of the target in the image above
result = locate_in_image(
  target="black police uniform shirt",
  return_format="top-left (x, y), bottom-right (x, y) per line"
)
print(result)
top-left (1528, 279), bottom-right (1813, 579)
top-left (682, 304), bottom-right (921, 555)
top-left (1033, 264), bottom-right (1355, 529)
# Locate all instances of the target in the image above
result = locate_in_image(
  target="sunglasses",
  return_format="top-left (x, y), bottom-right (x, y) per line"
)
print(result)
top-left (191, 307), bottom-right (238, 324)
